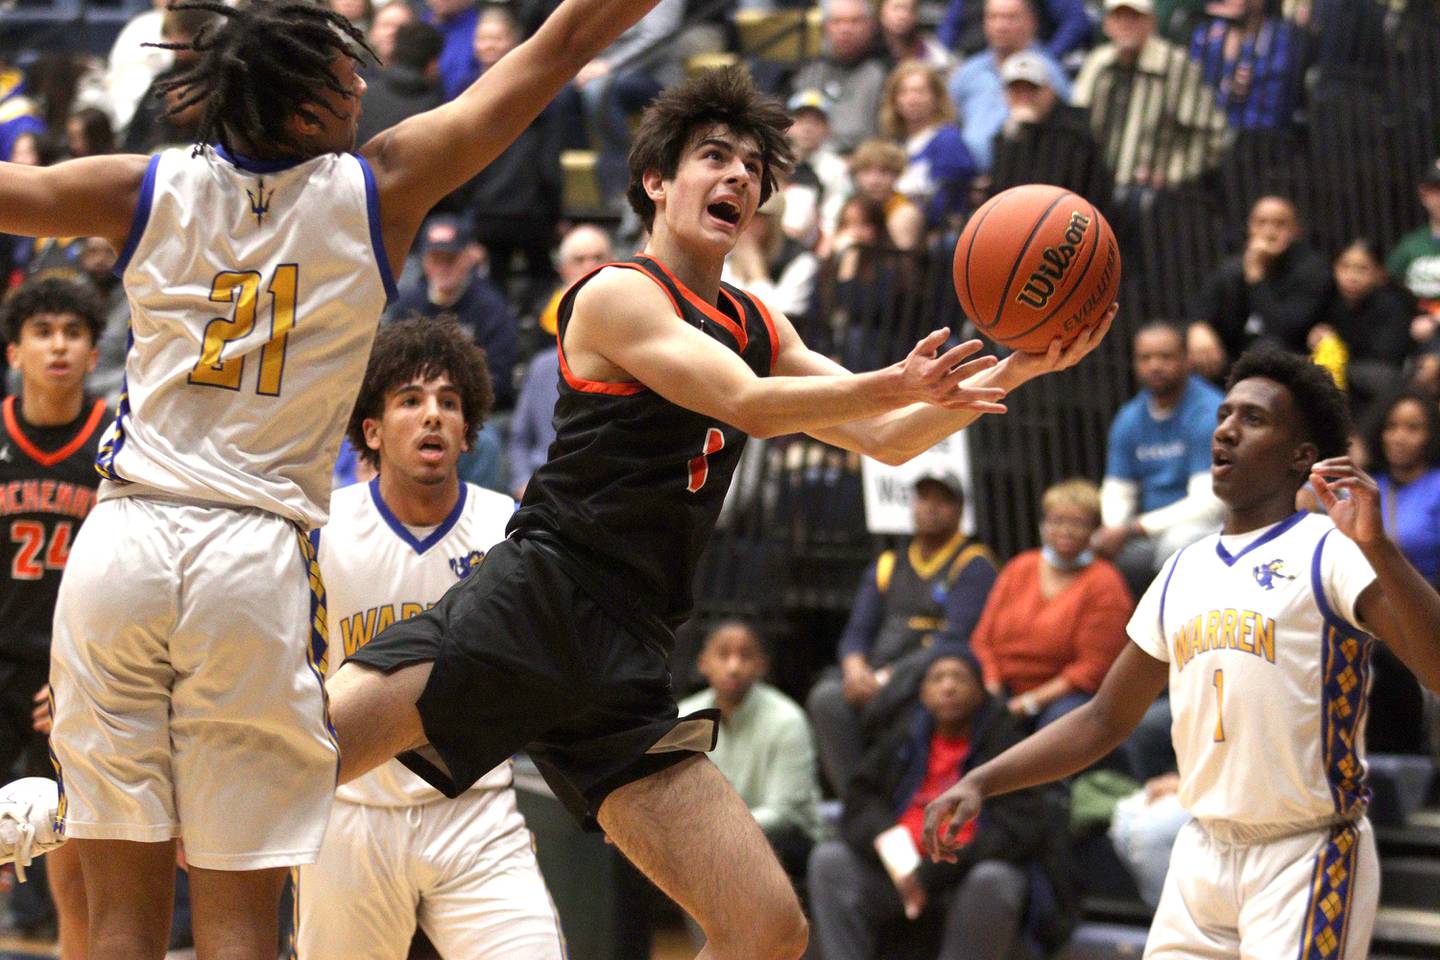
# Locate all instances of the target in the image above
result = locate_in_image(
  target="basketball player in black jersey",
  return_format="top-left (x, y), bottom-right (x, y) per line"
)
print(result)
top-left (0, 277), bottom-right (112, 960)
top-left (328, 67), bottom-right (1114, 959)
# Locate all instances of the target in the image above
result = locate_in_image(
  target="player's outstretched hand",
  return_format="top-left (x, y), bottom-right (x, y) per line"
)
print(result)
top-left (1004, 303), bottom-right (1118, 385)
top-left (1311, 457), bottom-right (1385, 548)
top-left (922, 776), bottom-right (983, 863)
top-left (897, 329), bottom-right (1007, 413)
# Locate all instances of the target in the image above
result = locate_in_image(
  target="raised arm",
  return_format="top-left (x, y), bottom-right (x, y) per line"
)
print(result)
top-left (922, 641), bottom-right (1168, 861)
top-left (0, 153), bottom-right (151, 246)
top-left (770, 302), bottom-right (1116, 464)
top-left (566, 269), bottom-right (1006, 439)
top-left (363, 0), bottom-right (663, 260)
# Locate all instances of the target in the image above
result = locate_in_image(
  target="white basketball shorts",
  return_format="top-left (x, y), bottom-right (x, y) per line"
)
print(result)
top-left (49, 495), bottom-right (338, 869)
top-left (293, 788), bottom-right (565, 960)
top-left (1145, 817), bottom-right (1378, 960)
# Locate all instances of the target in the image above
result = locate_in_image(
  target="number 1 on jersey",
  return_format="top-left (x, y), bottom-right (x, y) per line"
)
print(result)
top-left (687, 428), bottom-right (725, 493)
top-left (1212, 668), bottom-right (1226, 742)
top-left (190, 264), bottom-right (298, 395)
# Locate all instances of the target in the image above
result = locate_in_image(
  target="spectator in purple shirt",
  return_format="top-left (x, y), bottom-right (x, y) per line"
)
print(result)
top-left (1187, 0), bottom-right (1302, 131)
top-left (424, 0), bottom-right (481, 99)
top-left (937, 0), bottom-right (1091, 63)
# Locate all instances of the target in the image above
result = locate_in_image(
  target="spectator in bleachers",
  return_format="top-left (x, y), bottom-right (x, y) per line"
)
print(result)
top-left (970, 479), bottom-right (1133, 728)
top-left (466, 4), bottom-right (561, 311)
top-left (1073, 0), bottom-right (1230, 196)
top-left (1187, 0), bottom-right (1303, 131)
top-left (393, 216), bottom-right (519, 409)
top-left (845, 139), bottom-right (925, 252)
top-left (678, 621), bottom-right (823, 883)
top-left (122, 6), bottom-right (218, 154)
top-left (1188, 195), bottom-right (1332, 380)
top-left (723, 193), bottom-right (818, 321)
top-left (368, 0), bottom-right (419, 67)
top-left (878, 0), bottom-right (955, 71)
top-left (63, 107), bottom-right (115, 160)
top-left (1092, 322), bottom-right (1224, 598)
top-left (808, 472), bottom-right (997, 794)
top-left (881, 62), bottom-right (976, 233)
top-left (1152, 0), bottom-right (1206, 41)
top-left (780, 91), bottom-right (850, 251)
top-left (553, 0), bottom-right (683, 203)
top-left (986, 52), bottom-right (1112, 209)
top-left (789, 0), bottom-right (890, 155)
top-left (329, 0), bottom-right (374, 31)
top-left (1388, 157), bottom-right (1440, 320)
top-left (513, 224), bottom-right (612, 497)
top-left (0, 62), bottom-right (45, 164)
top-left (1363, 391), bottom-right (1440, 586)
top-left (1309, 239), bottom-right (1419, 419)
top-left (947, 0), bottom-right (1072, 173)
top-left (937, 0), bottom-right (1092, 64)
top-left (1358, 390), bottom-right (1440, 754)
top-left (104, 0), bottom-right (171, 137)
top-left (354, 21), bottom-right (446, 146)
top-left (808, 644), bottom-right (1069, 960)
top-left (424, 0), bottom-right (481, 100)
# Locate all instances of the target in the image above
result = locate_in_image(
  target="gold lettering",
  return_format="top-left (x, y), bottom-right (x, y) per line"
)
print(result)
top-left (1238, 610), bottom-right (1255, 654)
top-left (1220, 609), bottom-right (1238, 649)
top-left (400, 602), bottom-right (425, 622)
top-left (1255, 616), bottom-right (1275, 663)
top-left (1204, 611), bottom-right (1221, 653)
top-left (341, 608), bottom-right (378, 658)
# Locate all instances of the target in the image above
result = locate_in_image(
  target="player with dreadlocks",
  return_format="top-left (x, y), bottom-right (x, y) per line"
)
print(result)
top-left (0, 0), bottom-right (669, 955)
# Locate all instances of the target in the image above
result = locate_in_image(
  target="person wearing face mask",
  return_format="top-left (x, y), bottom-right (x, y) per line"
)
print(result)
top-left (969, 479), bottom-right (1134, 728)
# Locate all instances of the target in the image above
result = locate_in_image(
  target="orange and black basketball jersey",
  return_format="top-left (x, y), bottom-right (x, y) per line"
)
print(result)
top-left (0, 396), bottom-right (112, 662)
top-left (509, 254), bottom-right (778, 627)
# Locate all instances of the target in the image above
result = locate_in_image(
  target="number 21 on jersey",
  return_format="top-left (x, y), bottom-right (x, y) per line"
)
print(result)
top-left (189, 265), bottom-right (299, 396)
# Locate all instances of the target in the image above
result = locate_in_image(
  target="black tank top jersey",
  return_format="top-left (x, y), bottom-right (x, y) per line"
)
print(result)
top-left (509, 254), bottom-right (778, 626)
top-left (0, 396), bottom-right (112, 662)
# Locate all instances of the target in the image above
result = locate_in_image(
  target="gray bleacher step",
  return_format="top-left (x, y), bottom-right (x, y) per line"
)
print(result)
top-left (1380, 857), bottom-right (1440, 910)
top-left (1374, 907), bottom-right (1440, 957)
top-left (1059, 922), bottom-right (1148, 959)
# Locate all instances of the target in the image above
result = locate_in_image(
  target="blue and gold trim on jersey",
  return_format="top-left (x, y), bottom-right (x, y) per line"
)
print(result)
top-left (1296, 822), bottom-right (1361, 959)
top-left (46, 689), bottom-right (65, 836)
top-left (95, 334), bottom-right (134, 482)
top-left (1311, 530), bottom-right (1374, 817)
top-left (296, 531), bottom-right (338, 763)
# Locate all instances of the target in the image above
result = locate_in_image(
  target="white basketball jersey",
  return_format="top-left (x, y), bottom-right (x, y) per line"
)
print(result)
top-left (316, 480), bottom-right (516, 806)
top-left (1129, 512), bottom-right (1379, 827)
top-left (98, 145), bottom-right (396, 529)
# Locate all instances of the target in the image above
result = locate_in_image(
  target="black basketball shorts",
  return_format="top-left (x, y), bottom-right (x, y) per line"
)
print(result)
top-left (346, 536), bottom-right (718, 829)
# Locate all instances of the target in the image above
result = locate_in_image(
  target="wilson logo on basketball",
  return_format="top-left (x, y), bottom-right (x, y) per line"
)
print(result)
top-left (1015, 212), bottom-right (1091, 310)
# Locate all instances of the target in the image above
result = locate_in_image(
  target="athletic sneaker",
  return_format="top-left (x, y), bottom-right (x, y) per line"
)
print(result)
top-left (0, 778), bottom-right (63, 882)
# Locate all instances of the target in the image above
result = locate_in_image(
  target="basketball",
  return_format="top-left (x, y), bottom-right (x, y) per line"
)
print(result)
top-left (953, 185), bottom-right (1121, 353)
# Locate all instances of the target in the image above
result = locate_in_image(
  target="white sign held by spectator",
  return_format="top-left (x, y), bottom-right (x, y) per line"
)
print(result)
top-left (861, 434), bottom-right (975, 535)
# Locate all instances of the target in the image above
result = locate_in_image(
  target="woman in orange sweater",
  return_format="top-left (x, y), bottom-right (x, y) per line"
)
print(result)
top-left (971, 479), bottom-right (1134, 729)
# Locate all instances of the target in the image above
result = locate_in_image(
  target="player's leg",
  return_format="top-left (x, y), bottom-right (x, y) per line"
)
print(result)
top-left (75, 838), bottom-right (176, 960)
top-left (1236, 820), bottom-right (1379, 960)
top-left (293, 802), bottom-right (421, 960)
top-left (417, 791), bottom-right (565, 960)
top-left (597, 755), bottom-right (808, 960)
top-left (186, 866), bottom-right (288, 960)
top-left (327, 660), bottom-right (431, 784)
top-left (47, 840), bottom-right (87, 959)
top-left (1143, 821), bottom-right (1240, 959)
top-left (167, 509), bottom-right (336, 953)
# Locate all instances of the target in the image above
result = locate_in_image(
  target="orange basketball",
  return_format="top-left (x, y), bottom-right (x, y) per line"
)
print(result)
top-left (953, 184), bottom-right (1121, 353)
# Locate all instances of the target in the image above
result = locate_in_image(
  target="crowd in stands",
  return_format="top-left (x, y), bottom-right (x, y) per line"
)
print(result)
top-left (3, 0), bottom-right (1440, 954)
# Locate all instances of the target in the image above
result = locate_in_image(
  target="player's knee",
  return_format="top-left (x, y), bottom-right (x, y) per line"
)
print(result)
top-left (805, 677), bottom-right (843, 718)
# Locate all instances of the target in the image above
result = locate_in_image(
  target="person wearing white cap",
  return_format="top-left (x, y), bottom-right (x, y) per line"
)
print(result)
top-left (1073, 0), bottom-right (1230, 193)
top-left (986, 49), bottom-right (1111, 207)
top-left (945, 0), bottom-right (1072, 171)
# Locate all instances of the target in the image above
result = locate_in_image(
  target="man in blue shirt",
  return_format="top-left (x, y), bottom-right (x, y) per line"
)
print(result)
top-left (423, 0), bottom-right (481, 100)
top-left (947, 0), bottom-right (1072, 171)
top-left (1092, 321), bottom-right (1223, 597)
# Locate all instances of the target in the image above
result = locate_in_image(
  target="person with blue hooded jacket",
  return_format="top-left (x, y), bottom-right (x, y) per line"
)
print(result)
top-left (808, 644), bottom-right (1073, 960)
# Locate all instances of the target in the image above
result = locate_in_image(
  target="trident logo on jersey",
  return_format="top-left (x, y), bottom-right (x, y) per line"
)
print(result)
top-left (449, 550), bottom-right (485, 580)
top-left (1252, 558), bottom-right (1295, 590)
top-left (246, 179), bottom-right (272, 227)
